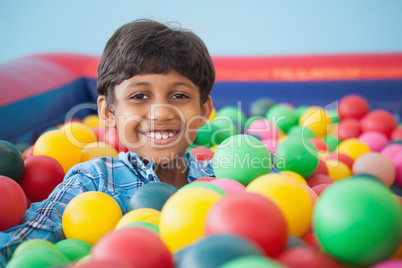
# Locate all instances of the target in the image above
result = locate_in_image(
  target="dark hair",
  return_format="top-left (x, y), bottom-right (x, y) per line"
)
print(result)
top-left (97, 19), bottom-right (215, 107)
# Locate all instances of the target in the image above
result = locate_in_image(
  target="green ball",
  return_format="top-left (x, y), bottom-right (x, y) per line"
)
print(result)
top-left (13, 239), bottom-right (58, 259)
top-left (216, 106), bottom-right (247, 126)
top-left (55, 238), bottom-right (92, 262)
top-left (294, 105), bottom-right (308, 121)
top-left (180, 181), bottom-right (226, 196)
top-left (313, 179), bottom-right (402, 266)
top-left (265, 104), bottom-right (297, 133)
top-left (121, 221), bottom-right (160, 234)
top-left (211, 116), bottom-right (238, 143)
top-left (194, 123), bottom-right (222, 147)
top-left (221, 255), bottom-right (285, 268)
top-left (274, 136), bottom-right (319, 178)
top-left (7, 247), bottom-right (70, 268)
top-left (212, 134), bottom-right (271, 186)
top-left (327, 109), bottom-right (339, 124)
top-left (0, 140), bottom-right (24, 181)
top-left (286, 125), bottom-right (316, 139)
top-left (249, 98), bottom-right (276, 117)
top-left (322, 135), bottom-right (340, 152)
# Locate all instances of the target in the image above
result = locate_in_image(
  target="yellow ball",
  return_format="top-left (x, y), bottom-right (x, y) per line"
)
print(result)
top-left (83, 114), bottom-right (105, 128)
top-left (159, 188), bottom-right (221, 252)
top-left (337, 138), bottom-right (371, 160)
top-left (299, 106), bottom-right (332, 138)
top-left (280, 170), bottom-right (308, 185)
top-left (209, 108), bottom-right (217, 121)
top-left (80, 142), bottom-right (118, 162)
top-left (59, 122), bottom-right (97, 148)
top-left (209, 145), bottom-right (219, 152)
top-left (278, 135), bottom-right (289, 144)
top-left (34, 130), bottom-right (82, 173)
top-left (325, 159), bottom-right (352, 180)
top-left (62, 191), bottom-right (122, 245)
top-left (246, 174), bottom-right (312, 237)
top-left (115, 208), bottom-right (161, 230)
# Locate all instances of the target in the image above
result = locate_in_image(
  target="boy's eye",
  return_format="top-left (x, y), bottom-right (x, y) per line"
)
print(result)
top-left (172, 94), bottom-right (189, 99)
top-left (131, 94), bottom-right (149, 100)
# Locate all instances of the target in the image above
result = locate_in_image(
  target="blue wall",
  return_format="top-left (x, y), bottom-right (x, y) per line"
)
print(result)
top-left (1, 0), bottom-right (402, 63)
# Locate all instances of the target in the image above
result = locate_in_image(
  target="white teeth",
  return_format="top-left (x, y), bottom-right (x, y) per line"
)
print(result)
top-left (155, 133), bottom-right (162, 139)
top-left (143, 130), bottom-right (177, 139)
top-left (162, 134), bottom-right (168, 139)
top-left (150, 132), bottom-right (155, 138)
top-left (168, 132), bottom-right (174, 137)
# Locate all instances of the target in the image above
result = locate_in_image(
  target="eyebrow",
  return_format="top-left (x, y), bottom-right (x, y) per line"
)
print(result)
top-left (125, 81), bottom-right (195, 90)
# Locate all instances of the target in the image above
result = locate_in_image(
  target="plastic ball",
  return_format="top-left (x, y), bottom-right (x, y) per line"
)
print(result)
top-left (392, 151), bottom-right (402, 186)
top-left (209, 178), bottom-right (246, 195)
top-left (12, 239), bottom-right (58, 259)
top-left (358, 131), bottom-right (389, 152)
top-left (246, 118), bottom-right (280, 141)
top-left (210, 116), bottom-right (238, 142)
top-left (0, 175), bottom-right (27, 231)
top-left (212, 134), bottom-right (271, 186)
top-left (62, 191), bottom-right (123, 245)
top-left (261, 138), bottom-right (279, 154)
top-left (175, 234), bottom-right (263, 268)
top-left (325, 159), bottom-right (352, 181)
top-left (361, 109), bottom-right (397, 137)
top-left (59, 122), bottom-right (97, 148)
top-left (336, 118), bottom-right (361, 140)
top-left (276, 247), bottom-right (340, 268)
top-left (247, 174), bottom-right (312, 237)
top-left (55, 238), bottom-right (92, 263)
top-left (280, 170), bottom-right (308, 185)
top-left (265, 104), bottom-right (297, 133)
top-left (220, 255), bottom-right (285, 268)
top-left (307, 174), bottom-right (334, 188)
top-left (322, 135), bottom-right (340, 152)
top-left (249, 97), bottom-right (276, 117)
top-left (194, 176), bottom-right (216, 182)
top-left (7, 247), bottom-right (70, 268)
top-left (83, 114), bottom-right (105, 128)
top-left (23, 144), bottom-right (34, 160)
top-left (121, 221), bottom-right (159, 234)
top-left (91, 227), bottom-right (174, 268)
top-left (325, 152), bottom-right (354, 170)
top-left (115, 208), bottom-right (161, 229)
top-left (313, 179), bottom-right (402, 266)
top-left (159, 188), bottom-right (221, 252)
top-left (217, 106), bottom-right (248, 126)
top-left (180, 181), bottom-right (226, 196)
top-left (194, 123), bottom-right (222, 147)
top-left (352, 152), bottom-right (396, 187)
top-left (338, 94), bottom-right (370, 120)
top-left (310, 159), bottom-right (329, 177)
top-left (205, 192), bottom-right (288, 257)
top-left (287, 125), bottom-right (316, 139)
top-left (74, 259), bottom-right (131, 268)
top-left (0, 140), bottom-right (24, 181)
top-left (391, 126), bottom-right (402, 141)
top-left (189, 146), bottom-right (214, 161)
top-left (299, 106), bottom-right (332, 138)
top-left (299, 183), bottom-right (318, 207)
top-left (310, 137), bottom-right (328, 153)
top-left (209, 107), bottom-right (217, 121)
top-left (99, 127), bottom-right (127, 152)
top-left (274, 136), bottom-right (319, 178)
top-left (337, 138), bottom-right (371, 161)
top-left (34, 130), bottom-right (82, 173)
top-left (18, 155), bottom-right (65, 203)
top-left (312, 184), bottom-right (331, 196)
top-left (127, 182), bottom-right (177, 212)
top-left (80, 142), bottom-right (118, 162)
top-left (372, 260), bottom-right (402, 268)
top-left (381, 144), bottom-right (402, 161)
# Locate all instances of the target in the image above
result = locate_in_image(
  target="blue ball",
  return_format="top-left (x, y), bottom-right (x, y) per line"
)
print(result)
top-left (127, 182), bottom-right (177, 212)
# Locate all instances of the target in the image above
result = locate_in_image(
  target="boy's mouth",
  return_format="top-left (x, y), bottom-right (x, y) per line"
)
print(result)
top-left (142, 130), bottom-right (179, 140)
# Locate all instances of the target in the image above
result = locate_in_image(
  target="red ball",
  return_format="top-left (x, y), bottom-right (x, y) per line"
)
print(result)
top-left (311, 184), bottom-right (331, 196)
top-left (325, 152), bottom-right (354, 170)
top-left (336, 118), bottom-right (362, 140)
top-left (195, 177), bottom-right (216, 182)
top-left (310, 160), bottom-right (329, 177)
top-left (75, 260), bottom-right (131, 268)
top-left (189, 147), bottom-right (214, 161)
top-left (276, 247), bottom-right (340, 268)
top-left (91, 227), bottom-right (174, 268)
top-left (361, 109), bottom-right (397, 137)
top-left (99, 127), bottom-right (126, 152)
top-left (391, 126), bottom-right (402, 141)
top-left (307, 174), bottom-right (334, 188)
top-left (23, 145), bottom-right (34, 160)
top-left (18, 155), bottom-right (65, 203)
top-left (0, 175), bottom-right (27, 231)
top-left (310, 138), bottom-right (328, 153)
top-left (338, 94), bottom-right (369, 120)
top-left (204, 192), bottom-right (288, 257)
top-left (301, 232), bottom-right (320, 251)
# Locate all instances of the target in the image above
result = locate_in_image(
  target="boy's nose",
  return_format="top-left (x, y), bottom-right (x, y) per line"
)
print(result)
top-left (147, 103), bottom-right (175, 121)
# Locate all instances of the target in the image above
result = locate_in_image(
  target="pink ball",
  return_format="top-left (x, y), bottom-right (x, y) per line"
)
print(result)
top-left (358, 131), bottom-right (389, 152)
top-left (210, 178), bottom-right (246, 195)
top-left (261, 138), bottom-right (279, 153)
top-left (312, 184), bottom-right (331, 196)
top-left (371, 260), bottom-right (402, 268)
top-left (246, 118), bottom-right (280, 141)
top-left (391, 151), bottom-right (402, 186)
top-left (381, 144), bottom-right (402, 161)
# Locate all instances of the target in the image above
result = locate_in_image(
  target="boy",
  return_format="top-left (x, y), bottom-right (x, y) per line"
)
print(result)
top-left (0, 19), bottom-right (215, 264)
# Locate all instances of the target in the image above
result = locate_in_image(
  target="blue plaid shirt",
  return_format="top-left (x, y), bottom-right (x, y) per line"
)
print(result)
top-left (0, 151), bottom-right (214, 265)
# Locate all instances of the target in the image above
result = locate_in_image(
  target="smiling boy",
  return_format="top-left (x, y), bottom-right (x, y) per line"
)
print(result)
top-left (0, 19), bottom-right (215, 264)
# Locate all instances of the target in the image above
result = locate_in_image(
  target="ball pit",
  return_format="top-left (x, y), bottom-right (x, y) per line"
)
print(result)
top-left (362, 109), bottom-right (397, 137)
top-left (338, 94), bottom-right (370, 120)
top-left (337, 138), bottom-right (371, 160)
top-left (0, 140), bottom-right (25, 181)
top-left (80, 142), bottom-right (118, 162)
top-left (336, 118), bottom-right (362, 140)
top-left (299, 106), bottom-right (332, 137)
top-left (115, 208), bottom-right (161, 229)
top-left (265, 104), bottom-right (297, 133)
top-left (127, 182), bottom-right (177, 211)
top-left (55, 238), bottom-right (92, 263)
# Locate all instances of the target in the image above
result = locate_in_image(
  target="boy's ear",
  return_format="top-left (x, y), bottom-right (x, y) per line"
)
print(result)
top-left (97, 96), bottom-right (116, 128)
top-left (199, 96), bottom-right (213, 127)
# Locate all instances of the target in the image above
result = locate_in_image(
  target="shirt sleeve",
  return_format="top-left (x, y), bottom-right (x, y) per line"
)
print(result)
top-left (0, 167), bottom-right (99, 265)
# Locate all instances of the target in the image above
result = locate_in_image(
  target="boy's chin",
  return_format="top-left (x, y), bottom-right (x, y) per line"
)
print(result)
top-left (139, 151), bottom-right (185, 165)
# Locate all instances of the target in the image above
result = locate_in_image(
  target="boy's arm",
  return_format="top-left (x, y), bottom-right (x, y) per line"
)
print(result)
top-left (0, 170), bottom-right (98, 265)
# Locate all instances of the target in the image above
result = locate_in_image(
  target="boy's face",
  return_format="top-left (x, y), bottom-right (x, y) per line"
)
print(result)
top-left (98, 71), bottom-right (212, 164)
